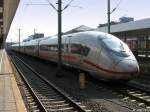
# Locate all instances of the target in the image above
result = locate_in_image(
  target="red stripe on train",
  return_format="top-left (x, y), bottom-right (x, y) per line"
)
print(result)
top-left (39, 51), bottom-right (77, 61)
top-left (83, 59), bottom-right (136, 74)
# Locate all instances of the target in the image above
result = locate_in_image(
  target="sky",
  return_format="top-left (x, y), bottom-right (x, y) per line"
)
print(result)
top-left (6, 0), bottom-right (150, 42)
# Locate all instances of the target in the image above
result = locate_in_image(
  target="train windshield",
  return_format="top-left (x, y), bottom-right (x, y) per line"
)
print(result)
top-left (101, 35), bottom-right (125, 52)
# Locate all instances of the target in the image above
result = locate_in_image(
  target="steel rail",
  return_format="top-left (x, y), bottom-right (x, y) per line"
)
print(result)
top-left (89, 76), bottom-right (150, 108)
top-left (124, 82), bottom-right (150, 105)
top-left (12, 55), bottom-right (89, 112)
top-left (10, 55), bottom-right (48, 112)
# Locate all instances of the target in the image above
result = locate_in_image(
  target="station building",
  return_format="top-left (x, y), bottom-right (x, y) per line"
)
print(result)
top-left (97, 18), bottom-right (150, 57)
top-left (23, 33), bottom-right (44, 42)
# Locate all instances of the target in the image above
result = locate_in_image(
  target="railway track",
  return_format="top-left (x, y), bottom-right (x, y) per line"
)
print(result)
top-left (118, 82), bottom-right (150, 107)
top-left (9, 51), bottom-right (150, 111)
top-left (88, 77), bottom-right (150, 110)
top-left (105, 81), bottom-right (150, 109)
top-left (10, 55), bottom-right (91, 112)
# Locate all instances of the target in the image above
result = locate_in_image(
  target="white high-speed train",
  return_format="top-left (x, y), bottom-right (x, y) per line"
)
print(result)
top-left (11, 31), bottom-right (139, 80)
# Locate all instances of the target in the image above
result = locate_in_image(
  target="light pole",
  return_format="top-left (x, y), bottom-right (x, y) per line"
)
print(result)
top-left (34, 28), bottom-right (36, 39)
top-left (34, 28), bottom-right (36, 35)
top-left (107, 0), bottom-right (123, 34)
top-left (56, 0), bottom-right (63, 77)
top-left (18, 28), bottom-right (21, 53)
top-left (26, 0), bottom-right (75, 76)
top-left (108, 0), bottom-right (110, 33)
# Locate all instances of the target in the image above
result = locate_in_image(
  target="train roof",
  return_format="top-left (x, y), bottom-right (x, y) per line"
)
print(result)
top-left (39, 31), bottom-right (111, 45)
top-left (24, 37), bottom-right (49, 46)
top-left (11, 31), bottom-right (119, 47)
top-left (11, 43), bottom-right (19, 47)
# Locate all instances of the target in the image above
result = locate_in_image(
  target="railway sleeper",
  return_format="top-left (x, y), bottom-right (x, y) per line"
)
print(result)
top-left (38, 95), bottom-right (60, 99)
top-left (47, 107), bottom-right (74, 112)
top-left (30, 105), bottom-right (38, 109)
top-left (132, 93), bottom-right (143, 96)
top-left (33, 85), bottom-right (51, 88)
top-left (40, 97), bottom-right (60, 101)
top-left (25, 91), bottom-right (30, 94)
top-left (139, 96), bottom-right (150, 99)
top-left (25, 93), bottom-right (31, 97)
top-left (40, 97), bottom-right (63, 101)
top-left (35, 91), bottom-right (57, 95)
top-left (33, 87), bottom-right (48, 89)
top-left (33, 87), bottom-right (53, 91)
top-left (146, 99), bottom-right (150, 102)
top-left (27, 96), bottom-right (32, 99)
top-left (46, 100), bottom-right (66, 104)
top-left (32, 110), bottom-right (40, 112)
top-left (34, 88), bottom-right (53, 91)
top-left (44, 103), bottom-right (69, 108)
top-left (29, 102), bottom-right (36, 105)
top-left (35, 93), bottom-right (58, 96)
top-left (44, 104), bottom-right (70, 109)
top-left (28, 99), bottom-right (34, 102)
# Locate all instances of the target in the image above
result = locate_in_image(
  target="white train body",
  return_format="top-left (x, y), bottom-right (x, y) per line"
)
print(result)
top-left (11, 31), bottom-right (139, 80)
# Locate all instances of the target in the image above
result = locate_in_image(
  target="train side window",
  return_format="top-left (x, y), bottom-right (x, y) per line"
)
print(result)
top-left (64, 44), bottom-right (69, 53)
top-left (81, 45), bottom-right (90, 56)
top-left (42, 44), bottom-right (57, 52)
top-left (40, 45), bottom-right (46, 51)
top-left (61, 44), bottom-right (65, 52)
top-left (26, 46), bottom-right (34, 50)
top-left (70, 43), bottom-right (81, 54)
top-left (70, 43), bottom-right (90, 56)
top-left (53, 45), bottom-right (58, 52)
top-left (50, 45), bottom-right (54, 51)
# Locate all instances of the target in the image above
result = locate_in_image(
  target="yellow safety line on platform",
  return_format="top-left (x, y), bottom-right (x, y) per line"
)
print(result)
top-left (5, 51), bottom-right (27, 112)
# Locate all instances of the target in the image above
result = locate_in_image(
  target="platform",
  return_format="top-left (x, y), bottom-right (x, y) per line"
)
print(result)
top-left (0, 49), bottom-right (26, 112)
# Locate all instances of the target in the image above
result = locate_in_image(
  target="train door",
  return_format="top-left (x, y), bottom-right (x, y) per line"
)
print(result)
top-left (36, 41), bottom-right (40, 56)
top-left (64, 36), bottom-right (84, 68)
top-left (69, 42), bottom-right (83, 67)
top-left (88, 42), bottom-right (101, 67)
top-left (77, 42), bottom-right (84, 66)
top-left (64, 36), bottom-right (70, 65)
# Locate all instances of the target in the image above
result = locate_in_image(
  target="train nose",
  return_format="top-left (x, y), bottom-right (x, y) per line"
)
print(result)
top-left (115, 60), bottom-right (139, 73)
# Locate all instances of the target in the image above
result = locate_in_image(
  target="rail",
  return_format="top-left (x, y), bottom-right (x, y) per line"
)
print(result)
top-left (10, 55), bottom-right (90, 112)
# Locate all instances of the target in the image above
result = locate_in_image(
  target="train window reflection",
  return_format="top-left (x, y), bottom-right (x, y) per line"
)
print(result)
top-left (71, 44), bottom-right (81, 54)
top-left (81, 45), bottom-right (90, 56)
top-left (101, 37), bottom-right (125, 52)
top-left (40, 45), bottom-right (58, 52)
top-left (70, 43), bottom-right (90, 56)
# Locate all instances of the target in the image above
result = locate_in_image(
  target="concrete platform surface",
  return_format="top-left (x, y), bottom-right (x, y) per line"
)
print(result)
top-left (0, 49), bottom-right (27, 112)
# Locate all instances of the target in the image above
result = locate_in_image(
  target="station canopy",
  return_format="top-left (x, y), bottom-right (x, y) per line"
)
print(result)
top-left (0, 0), bottom-right (20, 46)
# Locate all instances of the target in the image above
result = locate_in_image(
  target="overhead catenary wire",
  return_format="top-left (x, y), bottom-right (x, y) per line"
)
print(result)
top-left (110, 0), bottom-right (123, 14)
top-left (24, 0), bottom-right (77, 76)
top-left (63, 0), bottom-right (75, 11)
top-left (45, 0), bottom-right (76, 76)
top-left (46, 0), bottom-right (58, 11)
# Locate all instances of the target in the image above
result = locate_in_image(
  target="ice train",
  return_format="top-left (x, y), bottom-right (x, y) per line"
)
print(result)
top-left (11, 31), bottom-right (139, 80)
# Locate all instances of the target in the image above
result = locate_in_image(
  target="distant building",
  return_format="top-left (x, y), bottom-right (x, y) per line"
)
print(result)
top-left (98, 21), bottom-right (118, 28)
top-left (97, 18), bottom-right (149, 34)
top-left (23, 33), bottom-right (44, 42)
top-left (119, 16), bottom-right (134, 23)
top-left (63, 25), bottom-right (94, 35)
top-left (98, 16), bottom-right (134, 28)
